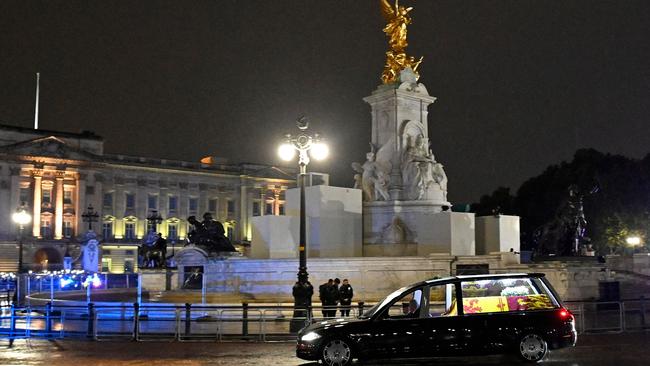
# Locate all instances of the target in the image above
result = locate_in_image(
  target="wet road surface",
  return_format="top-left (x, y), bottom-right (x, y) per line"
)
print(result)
top-left (1, 333), bottom-right (649, 365)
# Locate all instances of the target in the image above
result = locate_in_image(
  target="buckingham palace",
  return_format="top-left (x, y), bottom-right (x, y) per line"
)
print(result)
top-left (0, 123), bottom-right (296, 273)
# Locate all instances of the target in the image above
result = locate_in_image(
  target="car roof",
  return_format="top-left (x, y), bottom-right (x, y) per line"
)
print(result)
top-left (424, 272), bottom-right (546, 285)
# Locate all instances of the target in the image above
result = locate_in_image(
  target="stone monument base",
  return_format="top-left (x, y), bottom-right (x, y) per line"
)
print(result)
top-left (364, 200), bottom-right (469, 257)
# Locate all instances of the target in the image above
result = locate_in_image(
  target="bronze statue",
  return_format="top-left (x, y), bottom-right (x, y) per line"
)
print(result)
top-left (379, 0), bottom-right (423, 83)
top-left (186, 212), bottom-right (237, 254)
top-left (533, 185), bottom-right (598, 257)
top-left (139, 230), bottom-right (167, 268)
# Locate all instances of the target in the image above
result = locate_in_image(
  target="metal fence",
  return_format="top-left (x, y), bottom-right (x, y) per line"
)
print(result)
top-left (1, 299), bottom-right (649, 342)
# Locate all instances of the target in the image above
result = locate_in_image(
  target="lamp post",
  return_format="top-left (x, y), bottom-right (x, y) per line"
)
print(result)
top-left (278, 117), bottom-right (329, 330)
top-left (146, 210), bottom-right (163, 233)
top-left (12, 202), bottom-right (32, 273)
top-left (81, 204), bottom-right (99, 231)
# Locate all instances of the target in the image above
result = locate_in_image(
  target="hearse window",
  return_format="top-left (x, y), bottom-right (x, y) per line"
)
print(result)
top-left (460, 278), bottom-right (558, 314)
top-left (384, 289), bottom-right (423, 319)
top-left (428, 283), bottom-right (458, 317)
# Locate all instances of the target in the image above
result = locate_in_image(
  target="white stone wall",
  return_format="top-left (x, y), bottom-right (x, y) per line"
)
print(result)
top-left (169, 253), bottom-right (604, 303)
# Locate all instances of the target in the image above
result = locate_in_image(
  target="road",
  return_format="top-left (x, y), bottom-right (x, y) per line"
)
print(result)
top-left (1, 333), bottom-right (649, 365)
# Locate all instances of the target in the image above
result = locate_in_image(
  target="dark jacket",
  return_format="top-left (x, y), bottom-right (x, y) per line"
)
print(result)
top-left (339, 284), bottom-right (353, 305)
top-left (326, 284), bottom-right (340, 304)
top-left (319, 283), bottom-right (330, 303)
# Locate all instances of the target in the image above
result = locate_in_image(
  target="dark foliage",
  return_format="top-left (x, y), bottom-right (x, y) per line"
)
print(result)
top-left (473, 149), bottom-right (650, 254)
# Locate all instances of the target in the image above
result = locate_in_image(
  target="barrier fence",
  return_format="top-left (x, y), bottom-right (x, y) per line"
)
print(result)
top-left (1, 298), bottom-right (649, 342)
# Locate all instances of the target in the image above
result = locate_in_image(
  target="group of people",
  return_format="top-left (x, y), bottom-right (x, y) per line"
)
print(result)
top-left (318, 278), bottom-right (354, 318)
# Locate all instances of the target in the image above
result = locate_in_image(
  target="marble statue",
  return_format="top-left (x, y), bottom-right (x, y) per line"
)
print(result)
top-left (352, 141), bottom-right (393, 201)
top-left (401, 134), bottom-right (447, 200)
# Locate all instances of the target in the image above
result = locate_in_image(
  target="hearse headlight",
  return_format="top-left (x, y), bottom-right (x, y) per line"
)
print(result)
top-left (301, 331), bottom-right (321, 342)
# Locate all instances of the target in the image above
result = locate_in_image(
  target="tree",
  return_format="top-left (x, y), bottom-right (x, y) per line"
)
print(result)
top-left (475, 148), bottom-right (650, 254)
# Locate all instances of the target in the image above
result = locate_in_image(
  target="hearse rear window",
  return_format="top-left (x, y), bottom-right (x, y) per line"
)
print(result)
top-left (460, 277), bottom-right (558, 314)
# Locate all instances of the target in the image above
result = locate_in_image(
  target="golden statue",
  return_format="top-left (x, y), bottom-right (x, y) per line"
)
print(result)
top-left (380, 0), bottom-right (423, 84)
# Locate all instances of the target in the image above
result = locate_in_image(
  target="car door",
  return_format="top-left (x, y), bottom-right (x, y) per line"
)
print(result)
top-left (418, 282), bottom-right (469, 357)
top-left (366, 287), bottom-right (429, 358)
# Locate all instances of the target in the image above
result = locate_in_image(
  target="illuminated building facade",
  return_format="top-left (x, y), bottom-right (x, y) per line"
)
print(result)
top-left (0, 124), bottom-right (294, 272)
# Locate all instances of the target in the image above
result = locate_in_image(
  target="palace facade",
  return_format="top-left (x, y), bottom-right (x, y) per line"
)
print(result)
top-left (0, 124), bottom-right (295, 272)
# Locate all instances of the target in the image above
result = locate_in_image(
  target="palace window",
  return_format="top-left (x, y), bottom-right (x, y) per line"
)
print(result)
top-left (63, 221), bottom-right (73, 238)
top-left (103, 192), bottom-right (113, 209)
top-left (169, 196), bottom-right (178, 212)
top-left (227, 199), bottom-right (235, 214)
top-left (102, 222), bottom-right (113, 239)
top-left (208, 198), bottom-right (218, 214)
top-left (189, 198), bottom-right (198, 214)
top-left (168, 223), bottom-right (178, 241)
top-left (42, 188), bottom-right (52, 204)
top-left (64, 190), bottom-right (73, 205)
top-left (19, 187), bottom-right (30, 205)
top-left (227, 226), bottom-right (234, 239)
top-left (252, 201), bottom-right (261, 216)
top-left (124, 259), bottom-right (134, 273)
top-left (279, 203), bottom-right (285, 215)
top-left (125, 193), bottom-right (135, 210)
top-left (148, 195), bottom-right (157, 210)
top-left (41, 219), bottom-right (52, 238)
top-left (124, 222), bottom-right (136, 240)
top-left (265, 202), bottom-right (273, 215)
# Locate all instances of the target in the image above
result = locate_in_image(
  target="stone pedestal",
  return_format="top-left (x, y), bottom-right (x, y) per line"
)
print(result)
top-left (420, 212), bottom-right (475, 256)
top-left (250, 215), bottom-right (298, 259)
top-left (285, 185), bottom-right (363, 258)
top-left (475, 215), bottom-right (521, 255)
top-left (364, 208), bottom-right (474, 257)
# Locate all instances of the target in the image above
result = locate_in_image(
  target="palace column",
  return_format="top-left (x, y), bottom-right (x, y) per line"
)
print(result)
top-left (76, 173), bottom-right (87, 235)
top-left (54, 172), bottom-right (65, 239)
top-left (239, 182), bottom-right (248, 240)
top-left (273, 190), bottom-right (281, 216)
top-left (32, 172), bottom-right (42, 238)
top-left (259, 187), bottom-right (266, 216)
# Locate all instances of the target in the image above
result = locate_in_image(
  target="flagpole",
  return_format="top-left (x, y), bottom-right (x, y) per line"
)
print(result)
top-left (34, 72), bottom-right (40, 130)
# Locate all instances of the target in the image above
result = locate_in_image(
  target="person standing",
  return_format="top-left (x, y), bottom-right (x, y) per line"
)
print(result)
top-left (329, 278), bottom-right (341, 317)
top-left (324, 279), bottom-right (339, 317)
top-left (319, 279), bottom-right (334, 318)
top-left (338, 279), bottom-right (354, 317)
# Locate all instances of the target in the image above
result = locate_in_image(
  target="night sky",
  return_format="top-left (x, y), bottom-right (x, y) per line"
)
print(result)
top-left (1, 1), bottom-right (648, 203)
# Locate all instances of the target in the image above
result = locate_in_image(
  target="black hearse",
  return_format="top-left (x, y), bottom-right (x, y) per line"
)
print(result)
top-left (297, 273), bottom-right (576, 365)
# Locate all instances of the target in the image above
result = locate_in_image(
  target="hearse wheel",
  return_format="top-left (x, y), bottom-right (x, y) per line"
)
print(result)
top-left (518, 333), bottom-right (548, 363)
top-left (321, 338), bottom-right (353, 366)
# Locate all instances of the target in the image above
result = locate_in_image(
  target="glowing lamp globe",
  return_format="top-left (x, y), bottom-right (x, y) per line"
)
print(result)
top-left (12, 209), bottom-right (32, 226)
top-left (626, 236), bottom-right (642, 246)
top-left (310, 142), bottom-right (329, 161)
top-left (278, 143), bottom-right (296, 161)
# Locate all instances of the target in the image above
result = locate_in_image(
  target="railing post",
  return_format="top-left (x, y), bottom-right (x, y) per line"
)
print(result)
top-left (357, 301), bottom-right (365, 316)
top-left (242, 302), bottom-right (249, 337)
top-left (45, 302), bottom-right (52, 335)
top-left (86, 302), bottom-right (95, 339)
top-left (184, 303), bottom-right (191, 338)
top-left (126, 274), bottom-right (130, 289)
top-left (132, 302), bottom-right (140, 341)
top-left (8, 304), bottom-right (16, 347)
top-left (640, 296), bottom-right (647, 329)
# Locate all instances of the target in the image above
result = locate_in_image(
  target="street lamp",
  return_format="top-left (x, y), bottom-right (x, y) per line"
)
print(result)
top-left (147, 210), bottom-right (163, 232)
top-left (81, 204), bottom-right (100, 231)
top-left (12, 202), bottom-right (32, 273)
top-left (279, 117), bottom-right (328, 330)
top-left (626, 236), bottom-right (642, 246)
